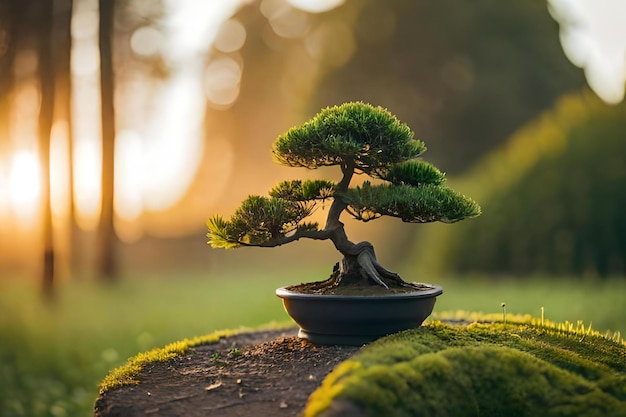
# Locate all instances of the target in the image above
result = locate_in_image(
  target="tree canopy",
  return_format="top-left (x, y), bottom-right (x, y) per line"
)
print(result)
top-left (208, 102), bottom-right (480, 252)
top-left (272, 102), bottom-right (425, 173)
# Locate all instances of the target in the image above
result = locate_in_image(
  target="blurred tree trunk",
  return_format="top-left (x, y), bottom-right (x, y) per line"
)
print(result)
top-left (98, 0), bottom-right (117, 281)
top-left (0, 1), bottom-right (25, 145)
top-left (52, 0), bottom-right (76, 279)
top-left (36, 0), bottom-right (56, 296)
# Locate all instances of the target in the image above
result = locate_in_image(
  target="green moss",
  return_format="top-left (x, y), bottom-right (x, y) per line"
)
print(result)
top-left (98, 322), bottom-right (292, 394)
top-left (98, 329), bottom-right (238, 393)
top-left (306, 319), bottom-right (626, 417)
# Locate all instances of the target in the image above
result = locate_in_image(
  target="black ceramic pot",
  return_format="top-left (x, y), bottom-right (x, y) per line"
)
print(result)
top-left (276, 284), bottom-right (443, 346)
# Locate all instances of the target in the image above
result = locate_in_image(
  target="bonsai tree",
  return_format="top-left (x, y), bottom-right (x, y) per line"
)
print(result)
top-left (207, 102), bottom-right (480, 293)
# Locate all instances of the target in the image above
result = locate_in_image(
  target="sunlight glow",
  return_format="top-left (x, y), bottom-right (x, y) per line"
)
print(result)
top-left (9, 150), bottom-right (40, 225)
top-left (70, 0), bottom-right (103, 230)
top-left (0, 158), bottom-right (11, 216)
top-left (164, 0), bottom-right (244, 62)
top-left (114, 129), bottom-right (143, 221)
top-left (141, 70), bottom-right (206, 211)
top-left (71, 8), bottom-right (98, 40)
top-left (8, 81), bottom-right (41, 228)
top-left (12, 83), bottom-right (39, 133)
top-left (73, 138), bottom-right (101, 230)
top-left (71, 42), bottom-right (100, 77)
top-left (50, 121), bottom-right (70, 224)
top-left (121, 0), bottom-right (248, 214)
top-left (287, 0), bottom-right (345, 14)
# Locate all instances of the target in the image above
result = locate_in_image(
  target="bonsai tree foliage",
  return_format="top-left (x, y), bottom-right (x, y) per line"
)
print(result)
top-left (207, 102), bottom-right (480, 292)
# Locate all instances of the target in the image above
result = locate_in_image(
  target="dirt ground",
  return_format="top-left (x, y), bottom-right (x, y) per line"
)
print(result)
top-left (94, 328), bottom-right (362, 417)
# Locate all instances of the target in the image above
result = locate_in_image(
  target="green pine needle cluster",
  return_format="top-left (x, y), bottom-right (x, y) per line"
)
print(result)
top-left (342, 182), bottom-right (481, 223)
top-left (269, 179), bottom-right (335, 201)
top-left (376, 160), bottom-right (446, 186)
top-left (273, 102), bottom-right (425, 172)
top-left (207, 196), bottom-right (318, 248)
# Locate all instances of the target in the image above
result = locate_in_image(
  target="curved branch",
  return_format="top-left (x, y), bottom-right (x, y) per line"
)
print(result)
top-left (236, 228), bottom-right (332, 248)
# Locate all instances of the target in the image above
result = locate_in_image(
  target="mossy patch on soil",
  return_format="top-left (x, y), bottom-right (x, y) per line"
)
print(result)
top-left (306, 318), bottom-right (626, 417)
top-left (98, 322), bottom-right (293, 394)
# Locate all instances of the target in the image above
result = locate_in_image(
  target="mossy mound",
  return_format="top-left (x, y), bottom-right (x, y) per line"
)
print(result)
top-left (306, 319), bottom-right (626, 417)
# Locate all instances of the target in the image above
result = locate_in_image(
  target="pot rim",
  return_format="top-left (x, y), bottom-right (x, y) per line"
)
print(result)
top-left (276, 283), bottom-right (443, 300)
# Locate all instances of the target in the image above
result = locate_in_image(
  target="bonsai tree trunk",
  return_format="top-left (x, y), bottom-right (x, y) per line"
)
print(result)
top-left (324, 222), bottom-right (416, 290)
top-left (320, 161), bottom-right (417, 290)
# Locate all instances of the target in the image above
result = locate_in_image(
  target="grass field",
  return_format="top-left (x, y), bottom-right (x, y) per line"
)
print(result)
top-left (0, 269), bottom-right (624, 417)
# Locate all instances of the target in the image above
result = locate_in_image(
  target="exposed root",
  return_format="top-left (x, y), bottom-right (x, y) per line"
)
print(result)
top-left (350, 242), bottom-right (423, 290)
top-left (371, 258), bottom-right (424, 289)
top-left (287, 241), bottom-right (428, 294)
top-left (357, 250), bottom-right (389, 289)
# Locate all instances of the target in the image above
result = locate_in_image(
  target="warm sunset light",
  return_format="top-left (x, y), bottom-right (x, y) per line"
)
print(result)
top-left (72, 135), bottom-right (101, 228)
top-left (2, 3), bottom-right (625, 415)
top-left (3, 0), bottom-right (622, 236)
top-left (9, 149), bottom-right (40, 226)
top-left (1, 0), bottom-right (624, 280)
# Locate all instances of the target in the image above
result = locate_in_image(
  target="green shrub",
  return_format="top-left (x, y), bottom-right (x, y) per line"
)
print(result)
top-left (410, 91), bottom-right (626, 277)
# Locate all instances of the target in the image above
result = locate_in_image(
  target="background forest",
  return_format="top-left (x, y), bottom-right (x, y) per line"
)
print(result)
top-left (0, 0), bottom-right (625, 416)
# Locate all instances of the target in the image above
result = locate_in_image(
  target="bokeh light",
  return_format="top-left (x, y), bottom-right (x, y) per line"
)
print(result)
top-left (304, 21), bottom-right (355, 69)
top-left (130, 26), bottom-right (164, 57)
top-left (214, 19), bottom-right (247, 53)
top-left (204, 56), bottom-right (242, 107)
top-left (261, 0), bottom-right (310, 39)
